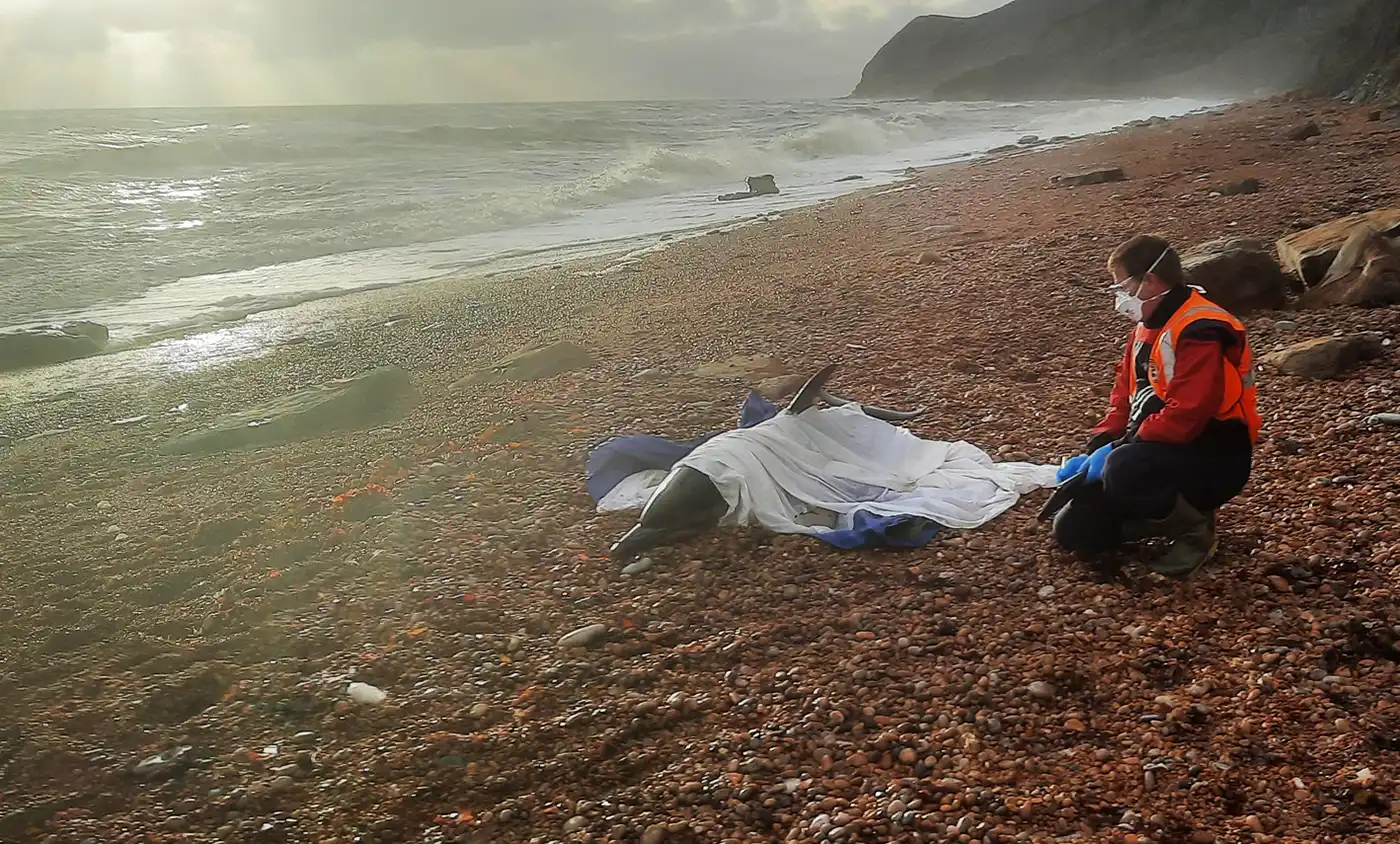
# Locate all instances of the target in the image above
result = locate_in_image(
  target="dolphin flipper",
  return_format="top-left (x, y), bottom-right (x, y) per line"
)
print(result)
top-left (819, 389), bottom-right (926, 421)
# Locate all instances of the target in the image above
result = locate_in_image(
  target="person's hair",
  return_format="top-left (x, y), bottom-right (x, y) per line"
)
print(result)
top-left (1109, 234), bottom-right (1185, 287)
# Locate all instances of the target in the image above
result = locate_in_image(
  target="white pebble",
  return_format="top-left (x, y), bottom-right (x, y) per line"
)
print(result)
top-left (346, 682), bottom-right (387, 705)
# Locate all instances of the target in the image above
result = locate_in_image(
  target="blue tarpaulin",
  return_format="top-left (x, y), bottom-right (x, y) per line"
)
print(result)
top-left (585, 392), bottom-right (943, 550)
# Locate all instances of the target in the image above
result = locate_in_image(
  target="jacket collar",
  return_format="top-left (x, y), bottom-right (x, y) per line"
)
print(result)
top-left (1142, 284), bottom-right (1192, 330)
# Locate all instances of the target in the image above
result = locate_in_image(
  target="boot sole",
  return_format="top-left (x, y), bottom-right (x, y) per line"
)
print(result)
top-left (1149, 533), bottom-right (1218, 579)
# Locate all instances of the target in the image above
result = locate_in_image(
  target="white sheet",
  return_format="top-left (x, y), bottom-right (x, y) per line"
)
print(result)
top-left (596, 403), bottom-right (1059, 536)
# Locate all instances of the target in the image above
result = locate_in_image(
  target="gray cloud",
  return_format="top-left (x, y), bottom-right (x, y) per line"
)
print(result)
top-left (0, 0), bottom-right (1012, 108)
top-left (253, 0), bottom-right (748, 53)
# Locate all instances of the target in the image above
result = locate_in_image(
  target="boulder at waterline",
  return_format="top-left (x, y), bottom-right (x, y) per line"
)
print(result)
top-left (1276, 208), bottom-right (1400, 286)
top-left (1297, 226), bottom-right (1400, 309)
top-left (158, 365), bottom-right (420, 455)
top-left (1179, 238), bottom-right (1291, 314)
top-left (1261, 334), bottom-right (1386, 380)
top-left (455, 340), bottom-right (596, 387)
top-left (746, 174), bottom-right (779, 195)
top-left (717, 174), bottom-right (781, 203)
top-left (0, 321), bottom-right (109, 373)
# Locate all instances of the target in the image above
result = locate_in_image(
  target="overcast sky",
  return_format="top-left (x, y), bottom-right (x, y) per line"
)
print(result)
top-left (0, 0), bottom-right (1012, 109)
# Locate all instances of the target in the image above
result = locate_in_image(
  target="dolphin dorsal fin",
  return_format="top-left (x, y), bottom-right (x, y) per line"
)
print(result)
top-left (784, 364), bottom-right (838, 415)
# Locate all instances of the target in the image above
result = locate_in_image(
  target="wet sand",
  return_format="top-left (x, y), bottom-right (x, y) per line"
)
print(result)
top-left (2, 98), bottom-right (1399, 843)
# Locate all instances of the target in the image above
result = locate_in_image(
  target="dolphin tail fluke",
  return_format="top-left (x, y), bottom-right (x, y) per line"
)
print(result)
top-left (785, 363), bottom-right (838, 415)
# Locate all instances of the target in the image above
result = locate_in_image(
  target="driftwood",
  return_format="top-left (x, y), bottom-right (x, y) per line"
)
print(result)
top-left (1298, 227), bottom-right (1400, 308)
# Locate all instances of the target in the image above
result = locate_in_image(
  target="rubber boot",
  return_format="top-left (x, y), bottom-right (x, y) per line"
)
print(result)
top-left (1146, 494), bottom-right (1217, 578)
top-left (1120, 519), bottom-right (1154, 543)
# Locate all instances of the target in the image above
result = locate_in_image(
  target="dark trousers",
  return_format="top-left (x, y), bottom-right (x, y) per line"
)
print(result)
top-left (1052, 441), bottom-right (1253, 556)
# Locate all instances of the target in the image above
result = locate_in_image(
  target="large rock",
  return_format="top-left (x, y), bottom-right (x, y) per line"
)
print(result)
top-left (0, 321), bottom-right (109, 372)
top-left (1297, 227), bottom-right (1400, 308)
top-left (692, 355), bottom-right (788, 380)
top-left (456, 341), bottom-right (595, 387)
top-left (1276, 209), bottom-right (1400, 286)
top-left (159, 366), bottom-right (420, 455)
top-left (1050, 168), bottom-right (1126, 188)
top-left (1216, 178), bottom-right (1262, 196)
top-left (1179, 238), bottom-right (1291, 315)
top-left (746, 174), bottom-right (779, 196)
top-left (1262, 334), bottom-right (1386, 380)
top-left (1284, 120), bottom-right (1322, 141)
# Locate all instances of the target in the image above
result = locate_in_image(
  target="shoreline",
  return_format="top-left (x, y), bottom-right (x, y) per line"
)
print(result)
top-left (0, 96), bottom-right (1232, 381)
top-left (3, 95), bottom-right (1399, 843)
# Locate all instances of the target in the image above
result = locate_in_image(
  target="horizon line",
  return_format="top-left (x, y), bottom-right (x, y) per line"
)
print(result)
top-left (0, 93), bottom-right (879, 115)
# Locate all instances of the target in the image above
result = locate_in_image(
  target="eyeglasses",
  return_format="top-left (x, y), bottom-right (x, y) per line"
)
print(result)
top-left (1107, 247), bottom-right (1171, 293)
top-left (1107, 274), bottom-right (1145, 294)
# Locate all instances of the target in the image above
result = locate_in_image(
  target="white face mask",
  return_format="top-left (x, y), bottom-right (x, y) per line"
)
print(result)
top-left (1112, 247), bottom-right (1172, 323)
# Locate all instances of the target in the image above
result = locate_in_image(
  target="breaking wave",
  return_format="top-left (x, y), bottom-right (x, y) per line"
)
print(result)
top-left (0, 95), bottom-right (1227, 336)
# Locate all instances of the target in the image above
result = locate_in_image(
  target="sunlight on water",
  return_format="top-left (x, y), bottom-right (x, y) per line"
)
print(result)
top-left (0, 96), bottom-right (1229, 368)
top-left (140, 324), bottom-right (277, 374)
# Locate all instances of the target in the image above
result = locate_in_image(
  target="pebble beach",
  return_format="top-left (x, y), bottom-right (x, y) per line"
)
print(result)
top-left (2, 97), bottom-right (1399, 844)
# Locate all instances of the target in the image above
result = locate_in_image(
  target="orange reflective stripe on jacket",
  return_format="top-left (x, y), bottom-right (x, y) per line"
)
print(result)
top-left (1145, 290), bottom-right (1261, 443)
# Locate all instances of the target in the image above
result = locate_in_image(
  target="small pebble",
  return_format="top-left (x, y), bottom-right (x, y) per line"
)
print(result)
top-left (558, 623), bottom-right (607, 649)
top-left (622, 558), bottom-right (655, 575)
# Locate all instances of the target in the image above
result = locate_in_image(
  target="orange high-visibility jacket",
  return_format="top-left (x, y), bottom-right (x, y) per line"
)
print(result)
top-left (1132, 289), bottom-right (1261, 444)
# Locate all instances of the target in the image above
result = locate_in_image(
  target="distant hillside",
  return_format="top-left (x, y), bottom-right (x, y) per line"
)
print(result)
top-left (1308, 0), bottom-right (1400, 102)
top-left (851, 0), bottom-right (1396, 103)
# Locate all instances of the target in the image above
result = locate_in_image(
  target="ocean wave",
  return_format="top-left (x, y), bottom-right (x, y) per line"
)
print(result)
top-left (401, 118), bottom-right (641, 148)
top-left (3, 105), bottom-right (955, 178)
top-left (4, 134), bottom-right (345, 176)
top-left (773, 112), bottom-right (949, 158)
top-left (527, 109), bottom-right (951, 208)
top-left (0, 96), bottom-right (1228, 329)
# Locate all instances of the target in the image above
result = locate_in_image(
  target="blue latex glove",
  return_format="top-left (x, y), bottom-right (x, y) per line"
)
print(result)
top-left (1056, 454), bottom-right (1088, 483)
top-left (1084, 442), bottom-right (1114, 483)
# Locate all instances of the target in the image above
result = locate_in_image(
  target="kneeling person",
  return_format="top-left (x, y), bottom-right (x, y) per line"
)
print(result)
top-left (1052, 234), bottom-right (1260, 576)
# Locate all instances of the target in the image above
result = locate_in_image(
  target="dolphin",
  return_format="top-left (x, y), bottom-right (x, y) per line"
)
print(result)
top-left (608, 364), bottom-right (926, 562)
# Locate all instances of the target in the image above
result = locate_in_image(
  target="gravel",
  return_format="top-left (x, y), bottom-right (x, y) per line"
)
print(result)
top-left (0, 98), bottom-right (1397, 843)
